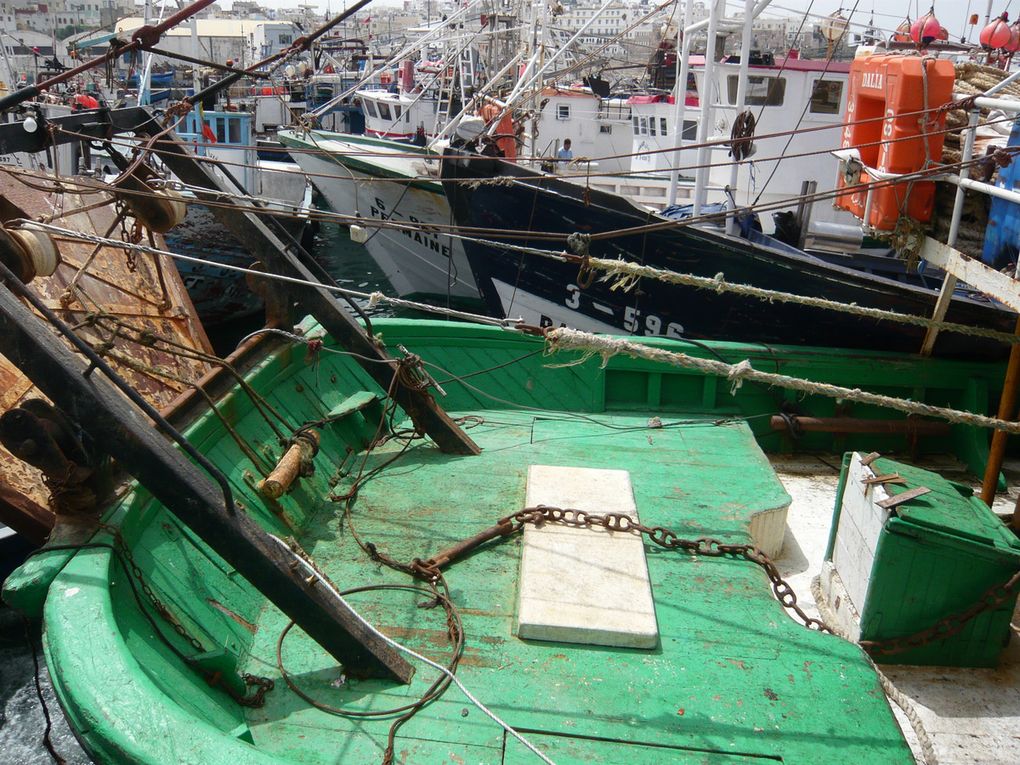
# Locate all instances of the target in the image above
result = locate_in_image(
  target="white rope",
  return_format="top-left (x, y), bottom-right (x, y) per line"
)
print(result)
top-left (10, 220), bottom-right (521, 329)
top-left (543, 327), bottom-right (1020, 434)
top-left (269, 536), bottom-right (556, 765)
top-left (573, 256), bottom-right (1020, 346)
top-left (810, 577), bottom-right (937, 765)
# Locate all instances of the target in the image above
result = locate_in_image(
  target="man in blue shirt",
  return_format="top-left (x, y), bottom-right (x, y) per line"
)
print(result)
top-left (557, 139), bottom-right (573, 161)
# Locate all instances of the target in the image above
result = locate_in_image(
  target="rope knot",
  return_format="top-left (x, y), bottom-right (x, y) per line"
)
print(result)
top-left (712, 272), bottom-right (726, 293)
top-left (566, 232), bottom-right (591, 259)
top-left (727, 359), bottom-right (754, 394)
top-left (368, 291), bottom-right (384, 309)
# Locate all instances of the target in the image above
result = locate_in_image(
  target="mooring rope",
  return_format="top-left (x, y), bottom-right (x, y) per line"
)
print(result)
top-left (810, 576), bottom-right (938, 765)
top-left (543, 327), bottom-right (1020, 434)
top-left (574, 255), bottom-right (1019, 345)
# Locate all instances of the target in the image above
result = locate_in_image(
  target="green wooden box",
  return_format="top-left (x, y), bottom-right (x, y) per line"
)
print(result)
top-left (827, 453), bottom-right (1020, 667)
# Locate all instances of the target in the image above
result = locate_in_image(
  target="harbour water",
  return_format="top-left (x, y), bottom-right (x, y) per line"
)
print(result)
top-left (207, 218), bottom-right (397, 353)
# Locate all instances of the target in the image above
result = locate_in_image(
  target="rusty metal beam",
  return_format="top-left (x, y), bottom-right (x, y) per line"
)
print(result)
top-left (0, 107), bottom-right (478, 456)
top-left (769, 415), bottom-right (951, 436)
top-left (0, 483), bottom-right (52, 544)
top-left (981, 317), bottom-right (1020, 506)
top-left (0, 271), bottom-right (413, 683)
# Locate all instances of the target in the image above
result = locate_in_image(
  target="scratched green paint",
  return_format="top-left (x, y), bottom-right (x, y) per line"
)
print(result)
top-left (9, 319), bottom-right (1005, 764)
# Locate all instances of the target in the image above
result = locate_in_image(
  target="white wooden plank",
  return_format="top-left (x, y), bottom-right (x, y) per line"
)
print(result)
top-left (516, 465), bottom-right (659, 649)
top-left (921, 236), bottom-right (1020, 312)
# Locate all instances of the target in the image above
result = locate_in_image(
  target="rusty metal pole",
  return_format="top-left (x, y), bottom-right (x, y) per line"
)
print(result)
top-left (981, 317), bottom-right (1020, 506)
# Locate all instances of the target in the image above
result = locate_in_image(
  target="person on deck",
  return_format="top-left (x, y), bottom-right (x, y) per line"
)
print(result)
top-left (557, 139), bottom-right (573, 161)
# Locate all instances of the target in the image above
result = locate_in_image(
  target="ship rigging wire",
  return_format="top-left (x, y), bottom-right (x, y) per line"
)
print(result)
top-left (752, 0), bottom-right (860, 204)
top-left (41, 104), bottom-right (1016, 206)
top-left (12, 218), bottom-right (1020, 433)
top-left (45, 86), bottom-right (997, 170)
top-left (23, 109), bottom-right (1020, 238)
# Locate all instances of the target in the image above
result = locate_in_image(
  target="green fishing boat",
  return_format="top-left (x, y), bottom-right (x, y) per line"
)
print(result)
top-left (3, 311), bottom-right (1015, 765)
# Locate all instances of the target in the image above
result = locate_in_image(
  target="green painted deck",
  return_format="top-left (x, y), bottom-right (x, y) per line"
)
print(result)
top-left (9, 319), bottom-right (1006, 764)
top-left (245, 411), bottom-right (910, 764)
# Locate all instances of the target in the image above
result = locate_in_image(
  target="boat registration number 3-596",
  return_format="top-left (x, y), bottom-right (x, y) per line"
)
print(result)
top-left (564, 284), bottom-right (686, 337)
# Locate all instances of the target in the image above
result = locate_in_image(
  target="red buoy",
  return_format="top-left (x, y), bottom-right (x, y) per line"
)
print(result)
top-left (980, 13), bottom-right (1013, 49)
top-left (910, 9), bottom-right (942, 45)
top-left (1006, 21), bottom-right (1020, 52)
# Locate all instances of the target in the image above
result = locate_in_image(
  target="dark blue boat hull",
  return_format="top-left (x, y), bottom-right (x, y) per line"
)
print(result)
top-left (440, 152), bottom-right (1014, 358)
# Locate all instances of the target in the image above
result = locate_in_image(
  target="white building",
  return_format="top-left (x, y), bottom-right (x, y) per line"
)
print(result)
top-left (115, 16), bottom-right (301, 68)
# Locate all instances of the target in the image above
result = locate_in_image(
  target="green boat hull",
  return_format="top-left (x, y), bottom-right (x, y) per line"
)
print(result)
top-left (6, 319), bottom-right (1007, 764)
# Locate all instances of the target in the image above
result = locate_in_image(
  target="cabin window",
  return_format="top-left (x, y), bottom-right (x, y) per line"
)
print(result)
top-left (682, 119), bottom-right (697, 140)
top-left (638, 116), bottom-right (649, 135)
top-left (600, 124), bottom-right (612, 134)
top-left (215, 118), bottom-right (226, 143)
top-left (227, 117), bottom-right (241, 144)
top-left (649, 117), bottom-right (656, 136)
top-left (809, 79), bottom-right (843, 114)
top-left (393, 103), bottom-right (402, 118)
top-left (727, 75), bottom-right (785, 106)
top-left (557, 104), bottom-right (570, 120)
top-left (363, 99), bottom-right (378, 118)
top-left (660, 117), bottom-right (668, 135)
top-left (378, 102), bottom-right (392, 120)
top-left (279, 34), bottom-right (292, 45)
top-left (632, 115), bottom-right (639, 135)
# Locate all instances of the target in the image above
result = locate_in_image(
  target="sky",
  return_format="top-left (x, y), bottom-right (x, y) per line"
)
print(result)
top-left (243, 0), bottom-right (1010, 44)
top-left (753, 0), bottom-right (1010, 41)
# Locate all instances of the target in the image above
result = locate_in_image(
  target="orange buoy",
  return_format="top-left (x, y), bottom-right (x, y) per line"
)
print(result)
top-left (836, 54), bottom-right (955, 230)
top-left (478, 103), bottom-right (518, 160)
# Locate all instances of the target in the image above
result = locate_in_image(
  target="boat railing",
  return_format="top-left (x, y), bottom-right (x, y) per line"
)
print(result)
top-left (850, 66), bottom-right (1020, 358)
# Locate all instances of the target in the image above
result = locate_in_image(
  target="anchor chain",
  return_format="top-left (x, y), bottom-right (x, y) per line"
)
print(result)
top-left (102, 524), bottom-right (274, 707)
top-left (407, 506), bottom-right (831, 633)
top-left (859, 567), bottom-right (1020, 657)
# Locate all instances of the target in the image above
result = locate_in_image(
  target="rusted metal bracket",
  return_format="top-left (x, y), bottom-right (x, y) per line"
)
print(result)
top-left (860, 451), bottom-right (881, 467)
top-left (0, 273), bottom-right (413, 683)
top-left (861, 473), bottom-right (908, 486)
top-left (876, 486), bottom-right (932, 510)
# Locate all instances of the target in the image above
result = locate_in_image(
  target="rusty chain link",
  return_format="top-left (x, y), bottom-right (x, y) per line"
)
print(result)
top-left (405, 506), bottom-right (1020, 656)
top-left (101, 523), bottom-right (274, 707)
top-left (860, 568), bottom-right (1020, 657)
top-left (408, 506), bottom-right (831, 634)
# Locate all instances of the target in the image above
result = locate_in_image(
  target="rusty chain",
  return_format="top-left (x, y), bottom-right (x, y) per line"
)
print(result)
top-left (403, 505), bottom-right (1020, 657)
top-left (860, 568), bottom-right (1020, 657)
top-left (407, 506), bottom-right (831, 634)
top-left (101, 523), bottom-right (274, 707)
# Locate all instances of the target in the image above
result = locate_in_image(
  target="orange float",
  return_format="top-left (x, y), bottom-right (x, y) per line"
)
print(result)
top-left (835, 54), bottom-right (955, 230)
top-left (478, 103), bottom-right (517, 160)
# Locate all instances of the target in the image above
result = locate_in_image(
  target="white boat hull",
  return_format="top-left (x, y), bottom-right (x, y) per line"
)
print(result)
top-left (287, 138), bottom-right (480, 302)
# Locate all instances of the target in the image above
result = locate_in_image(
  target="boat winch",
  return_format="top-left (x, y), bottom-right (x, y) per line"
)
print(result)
top-left (112, 164), bottom-right (187, 233)
top-left (835, 55), bottom-right (955, 231)
top-left (0, 223), bottom-right (59, 283)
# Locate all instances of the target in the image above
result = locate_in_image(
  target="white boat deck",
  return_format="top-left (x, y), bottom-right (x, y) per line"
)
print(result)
top-left (775, 455), bottom-right (1020, 765)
